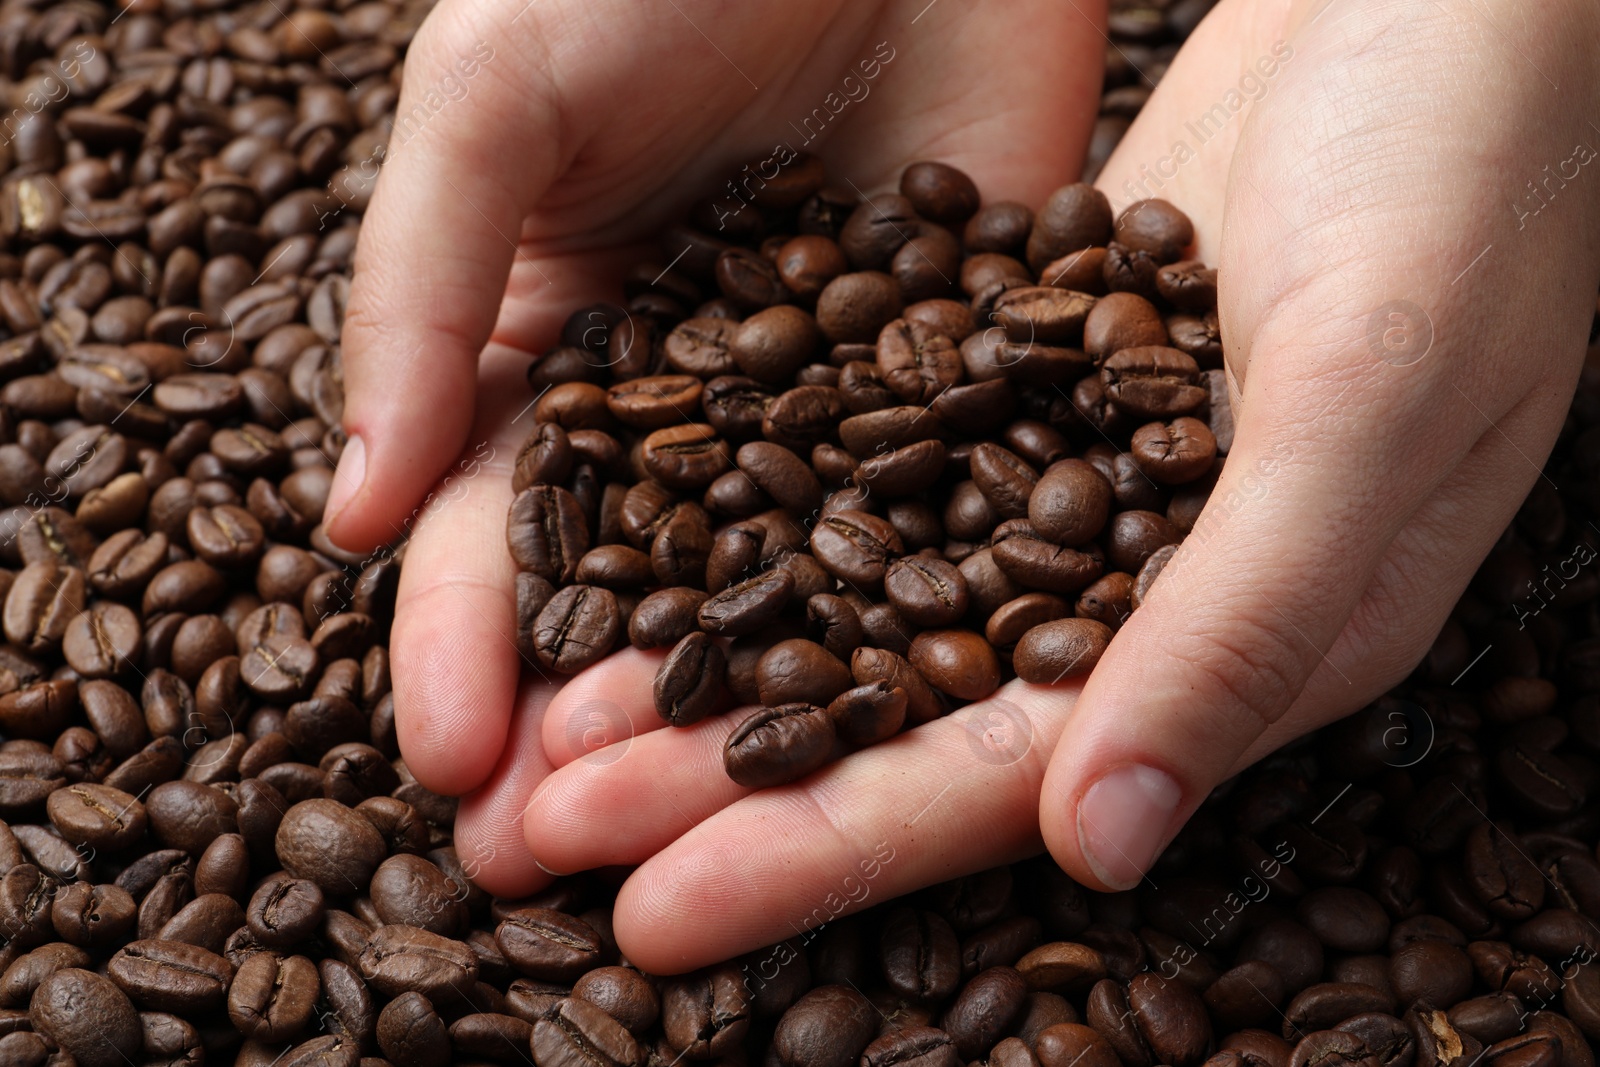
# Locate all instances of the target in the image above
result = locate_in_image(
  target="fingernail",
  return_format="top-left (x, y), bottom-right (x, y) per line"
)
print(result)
top-left (532, 857), bottom-right (569, 877)
top-left (1076, 763), bottom-right (1183, 891)
top-left (324, 434), bottom-right (365, 533)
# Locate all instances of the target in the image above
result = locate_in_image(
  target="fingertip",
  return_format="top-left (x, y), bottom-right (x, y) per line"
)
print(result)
top-left (454, 676), bottom-right (562, 898)
top-left (458, 793), bottom-right (553, 899)
top-left (540, 647), bottom-right (669, 768)
top-left (321, 433), bottom-right (365, 550)
top-left (392, 584), bottom-right (520, 796)
top-left (1046, 760), bottom-right (1186, 892)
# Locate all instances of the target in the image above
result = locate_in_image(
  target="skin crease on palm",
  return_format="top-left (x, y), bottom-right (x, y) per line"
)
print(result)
top-left (326, 0), bottom-right (1600, 973)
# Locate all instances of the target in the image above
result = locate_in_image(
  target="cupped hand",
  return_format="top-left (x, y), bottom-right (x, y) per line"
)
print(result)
top-left (329, 0), bottom-right (1103, 895)
top-left (520, 0), bottom-right (1600, 973)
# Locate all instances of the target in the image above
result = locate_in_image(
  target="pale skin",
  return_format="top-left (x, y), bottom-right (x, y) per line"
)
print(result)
top-left (327, 0), bottom-right (1600, 973)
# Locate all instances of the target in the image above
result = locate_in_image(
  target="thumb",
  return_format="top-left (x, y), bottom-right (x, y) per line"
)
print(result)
top-left (325, 2), bottom-right (555, 551)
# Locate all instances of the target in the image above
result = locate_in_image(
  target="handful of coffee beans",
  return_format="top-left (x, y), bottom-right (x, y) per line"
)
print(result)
top-left (4, 0), bottom-right (1600, 1064)
top-left (510, 159), bottom-right (1229, 789)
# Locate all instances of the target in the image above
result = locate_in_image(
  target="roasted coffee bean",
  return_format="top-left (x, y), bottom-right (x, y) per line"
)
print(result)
top-left (246, 874), bottom-right (325, 948)
top-left (662, 962), bottom-right (752, 1058)
top-left (880, 908), bottom-right (962, 1003)
top-left (943, 967), bottom-right (1029, 1059)
top-left (699, 568), bottom-right (794, 636)
top-left (574, 966), bottom-right (661, 1035)
top-left (770, 983), bottom-right (878, 1067)
top-left (992, 521), bottom-right (1104, 594)
top-left (533, 585), bottom-right (622, 674)
top-left (226, 950), bottom-right (319, 1042)
top-left (534, 995), bottom-right (644, 1067)
top-left (756, 638), bottom-right (854, 707)
top-left (652, 631), bottom-right (726, 727)
top-left (1101, 347), bottom-right (1206, 419)
top-left (508, 484), bottom-right (589, 584)
top-left (811, 510), bottom-right (903, 586)
top-left (907, 630), bottom-right (1001, 701)
top-left (724, 703), bottom-right (836, 788)
top-left (107, 939), bottom-right (234, 1014)
top-left (824, 682), bottom-right (908, 746)
top-left (358, 924), bottom-right (479, 1000)
top-left (46, 781), bottom-right (146, 851)
top-left (275, 798), bottom-right (385, 896)
top-left (29, 967), bottom-right (143, 1067)
top-left (50, 881), bottom-right (136, 948)
top-left (497, 907), bottom-right (605, 982)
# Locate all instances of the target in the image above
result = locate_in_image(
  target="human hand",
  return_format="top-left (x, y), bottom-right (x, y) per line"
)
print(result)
top-left (1037, 0), bottom-right (1600, 891)
top-left (327, 0), bottom-right (1105, 895)
top-left (518, 0), bottom-right (1600, 974)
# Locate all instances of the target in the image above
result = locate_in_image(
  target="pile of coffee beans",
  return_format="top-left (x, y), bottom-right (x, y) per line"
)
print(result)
top-left (4, 0), bottom-right (1600, 1064)
top-left (510, 164), bottom-right (1229, 789)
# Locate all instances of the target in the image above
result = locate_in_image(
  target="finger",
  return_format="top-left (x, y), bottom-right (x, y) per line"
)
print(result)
top-left (326, 1), bottom-right (561, 552)
top-left (1041, 0), bottom-right (1600, 891)
top-left (524, 703), bottom-right (752, 876)
top-left (389, 344), bottom-right (539, 796)
top-left (610, 685), bottom-right (1077, 975)
top-left (539, 648), bottom-right (671, 770)
top-left (454, 674), bottom-right (561, 899)
top-left (1234, 391), bottom-right (1580, 772)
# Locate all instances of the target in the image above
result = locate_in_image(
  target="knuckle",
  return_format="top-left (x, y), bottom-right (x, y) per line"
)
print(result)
top-left (1163, 622), bottom-right (1310, 733)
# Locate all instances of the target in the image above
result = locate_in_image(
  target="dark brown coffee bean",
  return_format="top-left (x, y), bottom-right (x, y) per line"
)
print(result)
top-left (653, 631), bottom-right (726, 727)
top-left (810, 510), bottom-right (903, 586)
top-left (47, 781), bottom-right (146, 852)
top-left (816, 272), bottom-right (903, 345)
top-left (773, 235), bottom-right (848, 302)
top-left (1131, 418), bottom-right (1216, 484)
top-left (107, 939), bottom-right (234, 1014)
top-left (876, 318), bottom-right (963, 405)
top-left (738, 441), bottom-right (824, 518)
top-left (61, 602), bottom-right (143, 678)
top-left (508, 484), bottom-right (589, 584)
top-left (5, 560), bottom-right (87, 656)
top-left (533, 995), bottom-right (644, 1067)
top-left (944, 966), bottom-right (1029, 1059)
top-left (358, 924), bottom-right (478, 1000)
top-left (1027, 185), bottom-right (1113, 273)
top-left (662, 962), bottom-right (752, 1059)
top-left (226, 950), bottom-right (319, 1042)
top-left (145, 779), bottom-right (238, 855)
top-left (246, 874), bottom-right (325, 949)
top-left (825, 682), bottom-right (908, 746)
top-left (755, 638), bottom-right (853, 707)
top-left (496, 906), bottom-right (604, 982)
top-left (275, 798), bottom-right (385, 896)
top-left (1034, 1024), bottom-right (1119, 1067)
top-left (1101, 347), bottom-right (1205, 419)
top-left (1115, 200), bottom-right (1194, 263)
top-left (724, 703), bottom-right (836, 788)
top-left (533, 585), bottom-right (621, 674)
top-left (377, 989), bottom-right (450, 1067)
top-left (905, 629), bottom-right (1001, 702)
top-left (733, 306), bottom-right (821, 383)
top-left (880, 907), bottom-right (962, 1003)
top-left (29, 967), bottom-right (143, 1067)
top-left (1284, 984), bottom-right (1397, 1040)
top-left (50, 881), bottom-right (136, 948)
top-left (699, 569), bottom-right (794, 636)
top-left (573, 966), bottom-right (660, 1035)
top-left (1465, 821), bottom-right (1546, 920)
